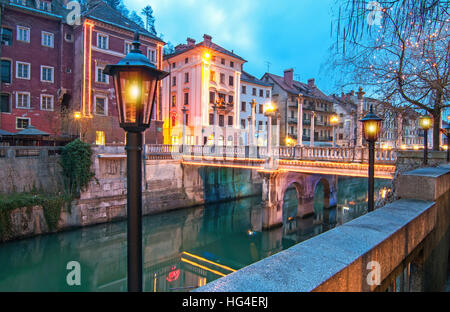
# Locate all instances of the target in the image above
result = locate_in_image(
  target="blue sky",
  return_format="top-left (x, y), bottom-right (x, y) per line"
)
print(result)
top-left (126, 0), bottom-right (338, 94)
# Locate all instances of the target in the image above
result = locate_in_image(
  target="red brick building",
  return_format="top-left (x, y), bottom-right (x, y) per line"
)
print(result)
top-left (0, 0), bottom-right (166, 144)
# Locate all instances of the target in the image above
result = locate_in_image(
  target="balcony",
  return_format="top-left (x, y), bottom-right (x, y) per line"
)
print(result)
top-left (287, 117), bottom-right (297, 124)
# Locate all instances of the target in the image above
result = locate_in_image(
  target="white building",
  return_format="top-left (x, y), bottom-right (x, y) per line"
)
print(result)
top-left (239, 71), bottom-right (271, 146)
top-left (161, 34), bottom-right (246, 146)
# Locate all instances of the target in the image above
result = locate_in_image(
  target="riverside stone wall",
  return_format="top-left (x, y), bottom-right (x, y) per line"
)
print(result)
top-left (1, 145), bottom-right (263, 241)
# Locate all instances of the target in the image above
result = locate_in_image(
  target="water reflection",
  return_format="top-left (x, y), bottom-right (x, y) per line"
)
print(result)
top-left (0, 177), bottom-right (390, 292)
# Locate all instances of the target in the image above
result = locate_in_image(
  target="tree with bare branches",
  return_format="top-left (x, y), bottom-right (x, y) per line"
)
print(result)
top-left (331, 0), bottom-right (449, 150)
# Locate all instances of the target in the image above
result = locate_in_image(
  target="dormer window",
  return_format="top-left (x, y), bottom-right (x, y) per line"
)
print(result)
top-left (147, 48), bottom-right (156, 63)
top-left (38, 0), bottom-right (51, 12)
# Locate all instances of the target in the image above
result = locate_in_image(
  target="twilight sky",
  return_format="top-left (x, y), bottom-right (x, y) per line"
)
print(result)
top-left (126, 0), bottom-right (338, 94)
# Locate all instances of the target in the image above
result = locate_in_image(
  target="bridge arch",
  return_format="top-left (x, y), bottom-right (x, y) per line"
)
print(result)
top-left (259, 171), bottom-right (338, 229)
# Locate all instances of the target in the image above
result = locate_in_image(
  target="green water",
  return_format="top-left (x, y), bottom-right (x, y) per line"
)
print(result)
top-left (0, 177), bottom-right (390, 292)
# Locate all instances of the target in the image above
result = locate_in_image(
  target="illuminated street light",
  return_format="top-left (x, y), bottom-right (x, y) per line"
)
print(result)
top-left (104, 31), bottom-right (169, 292)
top-left (264, 102), bottom-right (277, 157)
top-left (73, 111), bottom-right (81, 140)
top-left (330, 114), bottom-right (339, 147)
top-left (419, 115), bottom-right (432, 165)
top-left (360, 105), bottom-right (383, 213)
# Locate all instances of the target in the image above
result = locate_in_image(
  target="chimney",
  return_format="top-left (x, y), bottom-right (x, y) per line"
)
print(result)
top-left (203, 34), bottom-right (212, 45)
top-left (284, 69), bottom-right (294, 88)
top-left (186, 38), bottom-right (196, 46)
top-left (174, 44), bottom-right (186, 52)
top-left (307, 78), bottom-right (315, 88)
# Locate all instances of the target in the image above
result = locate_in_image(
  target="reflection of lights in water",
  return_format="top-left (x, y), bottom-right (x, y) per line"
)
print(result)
top-left (247, 230), bottom-right (254, 236)
top-left (288, 217), bottom-right (294, 221)
top-left (343, 206), bottom-right (350, 211)
top-left (349, 201), bottom-right (356, 205)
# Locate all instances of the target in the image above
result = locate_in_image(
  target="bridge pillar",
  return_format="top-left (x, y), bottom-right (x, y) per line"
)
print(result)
top-left (260, 171), bottom-right (283, 230)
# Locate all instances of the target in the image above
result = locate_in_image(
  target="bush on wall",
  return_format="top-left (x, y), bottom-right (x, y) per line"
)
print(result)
top-left (60, 139), bottom-right (96, 198)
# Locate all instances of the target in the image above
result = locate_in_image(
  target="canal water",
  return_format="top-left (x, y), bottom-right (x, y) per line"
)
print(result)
top-left (0, 177), bottom-right (390, 292)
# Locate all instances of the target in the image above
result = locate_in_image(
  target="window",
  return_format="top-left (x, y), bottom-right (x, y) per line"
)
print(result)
top-left (209, 113), bottom-right (214, 125)
top-left (185, 114), bottom-right (189, 126)
top-left (17, 26), bottom-right (30, 43)
top-left (252, 88), bottom-right (256, 96)
top-left (96, 66), bottom-right (108, 83)
top-left (16, 62), bottom-right (30, 79)
top-left (210, 71), bottom-right (215, 82)
top-left (41, 66), bottom-right (54, 82)
top-left (230, 61), bottom-right (234, 68)
top-left (96, 131), bottom-right (105, 145)
top-left (220, 73), bottom-right (225, 84)
top-left (242, 85), bottom-right (246, 94)
top-left (65, 33), bottom-right (73, 42)
top-left (172, 62), bottom-right (176, 68)
top-left (1, 28), bottom-right (12, 46)
top-left (124, 42), bottom-right (132, 54)
top-left (39, 0), bottom-right (51, 11)
top-left (1, 60), bottom-right (11, 83)
top-left (266, 90), bottom-right (270, 98)
top-left (209, 91), bottom-right (215, 104)
top-left (97, 34), bottom-right (108, 49)
top-left (148, 48), bottom-right (156, 63)
top-left (40, 94), bottom-right (53, 111)
top-left (241, 119), bottom-right (246, 129)
top-left (229, 76), bottom-right (234, 86)
top-left (259, 104), bottom-right (263, 114)
top-left (184, 72), bottom-right (189, 83)
top-left (94, 95), bottom-right (107, 115)
top-left (16, 117), bottom-right (30, 130)
top-left (1, 93), bottom-right (11, 113)
top-left (171, 95), bottom-right (176, 107)
top-left (241, 101), bottom-right (246, 112)
top-left (228, 116), bottom-right (233, 126)
top-left (41, 31), bottom-right (54, 47)
top-left (184, 92), bottom-right (189, 105)
top-left (258, 120), bottom-right (263, 131)
top-left (221, 58), bottom-right (225, 65)
top-left (259, 89), bottom-right (263, 97)
top-left (219, 115), bottom-right (224, 127)
top-left (228, 95), bottom-right (233, 104)
top-left (172, 76), bottom-right (176, 86)
top-left (185, 57), bottom-right (189, 64)
top-left (16, 92), bottom-right (30, 108)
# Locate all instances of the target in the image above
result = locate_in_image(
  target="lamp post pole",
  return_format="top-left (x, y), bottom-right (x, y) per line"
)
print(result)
top-left (360, 105), bottom-right (383, 213)
top-left (126, 131), bottom-right (143, 292)
top-left (368, 138), bottom-right (375, 212)
top-left (104, 31), bottom-right (169, 292)
top-left (424, 129), bottom-right (429, 165)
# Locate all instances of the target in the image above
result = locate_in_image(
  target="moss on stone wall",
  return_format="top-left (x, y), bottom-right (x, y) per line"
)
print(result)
top-left (0, 192), bottom-right (69, 241)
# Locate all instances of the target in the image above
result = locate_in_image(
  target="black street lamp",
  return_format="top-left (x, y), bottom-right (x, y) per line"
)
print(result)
top-left (360, 105), bottom-right (383, 213)
top-left (104, 31), bottom-right (168, 292)
top-left (419, 115), bottom-right (432, 165)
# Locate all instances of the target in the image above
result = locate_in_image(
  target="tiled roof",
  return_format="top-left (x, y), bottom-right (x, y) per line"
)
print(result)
top-left (164, 39), bottom-right (246, 62)
top-left (241, 71), bottom-right (272, 87)
top-left (263, 73), bottom-right (333, 102)
top-left (83, 1), bottom-right (164, 43)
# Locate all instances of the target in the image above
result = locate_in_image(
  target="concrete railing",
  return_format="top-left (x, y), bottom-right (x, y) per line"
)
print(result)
top-left (196, 165), bottom-right (450, 292)
top-left (144, 144), bottom-right (397, 164)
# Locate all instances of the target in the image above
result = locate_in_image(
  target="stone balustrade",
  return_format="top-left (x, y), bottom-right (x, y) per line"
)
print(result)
top-left (144, 144), bottom-right (397, 164)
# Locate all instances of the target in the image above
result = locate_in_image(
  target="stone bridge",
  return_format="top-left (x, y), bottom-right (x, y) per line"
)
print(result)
top-left (259, 170), bottom-right (337, 229)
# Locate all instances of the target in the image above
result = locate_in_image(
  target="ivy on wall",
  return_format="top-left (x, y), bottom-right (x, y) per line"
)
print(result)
top-left (60, 139), bottom-right (96, 198)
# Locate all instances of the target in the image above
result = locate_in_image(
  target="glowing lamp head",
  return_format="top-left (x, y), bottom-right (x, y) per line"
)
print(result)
top-left (330, 114), bottom-right (339, 125)
top-left (419, 115), bottom-right (432, 131)
top-left (203, 52), bottom-right (211, 63)
top-left (104, 31), bottom-right (169, 132)
top-left (360, 105), bottom-right (383, 142)
top-left (73, 111), bottom-right (81, 119)
top-left (264, 102), bottom-right (276, 116)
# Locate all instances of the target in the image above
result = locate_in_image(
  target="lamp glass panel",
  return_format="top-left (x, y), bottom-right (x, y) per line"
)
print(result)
top-left (363, 120), bottom-right (382, 141)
